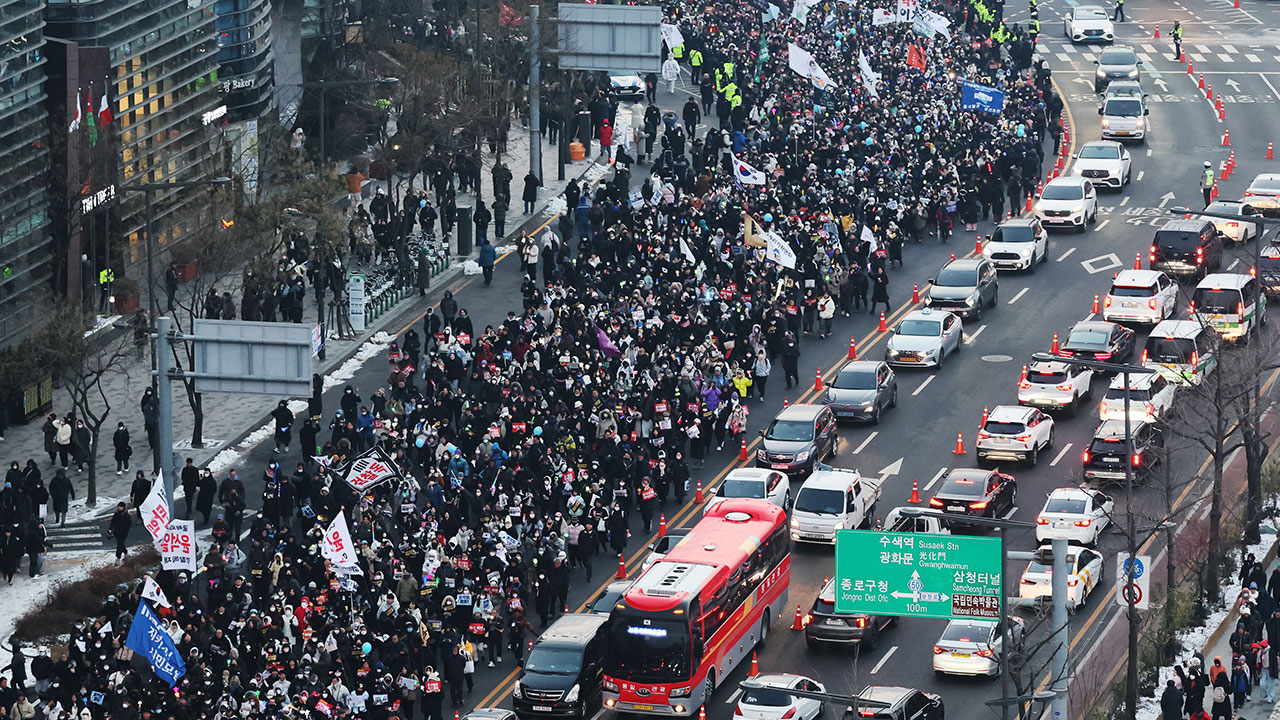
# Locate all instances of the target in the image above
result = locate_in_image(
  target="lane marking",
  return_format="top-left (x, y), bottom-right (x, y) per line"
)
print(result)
top-left (924, 466), bottom-right (949, 491)
top-left (871, 646), bottom-right (899, 674)
top-left (726, 689), bottom-right (743, 705)
top-left (913, 375), bottom-right (936, 396)
top-left (1084, 312), bottom-right (1096, 321)
top-left (1058, 248), bottom-right (1077, 262)
top-left (1247, 53), bottom-right (1261, 63)
top-left (1137, 170), bottom-right (1145, 181)
top-left (1051, 442), bottom-right (1075, 467)
top-left (1229, 258), bottom-right (1241, 271)
top-left (853, 432), bottom-right (878, 455)
top-left (1096, 219), bottom-right (1111, 231)
top-left (1120, 196), bottom-right (1131, 206)
top-left (966, 324), bottom-right (987, 345)
top-left (1008, 287), bottom-right (1030, 305)
top-left (1146, 149), bottom-right (1153, 157)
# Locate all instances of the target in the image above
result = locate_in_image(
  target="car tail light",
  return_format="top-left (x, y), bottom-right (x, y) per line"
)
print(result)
top-left (1191, 352), bottom-right (1198, 366)
top-left (734, 706), bottom-right (745, 717)
top-left (1019, 378), bottom-right (1032, 389)
top-left (1099, 401), bottom-right (1108, 414)
top-left (1141, 349), bottom-right (1149, 363)
top-left (1104, 296), bottom-right (1112, 308)
top-left (860, 713), bottom-right (876, 718)
top-left (929, 498), bottom-right (944, 507)
top-left (1133, 453), bottom-right (1142, 466)
top-left (782, 708), bottom-right (797, 719)
top-left (855, 617), bottom-right (867, 628)
top-left (1015, 434), bottom-right (1031, 442)
top-left (1095, 352), bottom-right (1112, 360)
top-left (1036, 516), bottom-right (1049, 525)
top-left (1020, 577), bottom-right (1035, 584)
top-left (1227, 222), bottom-right (1239, 228)
top-left (1075, 519), bottom-right (1092, 527)
top-left (1148, 297), bottom-right (1158, 310)
top-left (970, 500), bottom-right (989, 510)
top-left (805, 613), bottom-right (813, 625)
top-left (1190, 300), bottom-right (1197, 314)
top-left (1246, 191), bottom-right (1257, 197)
top-left (1251, 265), bottom-right (1258, 278)
top-left (1239, 301), bottom-right (1245, 316)
top-left (1083, 450), bottom-right (1091, 463)
top-left (977, 430), bottom-right (991, 440)
top-left (1196, 247), bottom-right (1205, 265)
top-left (933, 645), bottom-right (945, 654)
top-left (976, 649), bottom-right (995, 658)
top-left (1056, 383), bottom-right (1072, 391)
top-left (1068, 578), bottom-right (1079, 587)
top-left (1146, 404), bottom-right (1156, 418)
top-left (1149, 244), bottom-right (1157, 263)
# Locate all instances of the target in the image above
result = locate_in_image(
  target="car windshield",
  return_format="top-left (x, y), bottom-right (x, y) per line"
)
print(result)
top-left (1077, 8), bottom-right (1108, 18)
top-left (605, 617), bottom-right (691, 682)
top-left (1045, 497), bottom-right (1087, 513)
top-left (1251, 177), bottom-right (1280, 193)
top-left (1104, 99), bottom-right (1143, 117)
top-left (721, 478), bottom-right (766, 498)
top-left (1068, 329), bottom-right (1110, 348)
top-left (991, 226), bottom-right (1035, 243)
top-left (833, 369), bottom-right (878, 390)
top-left (1104, 387), bottom-right (1152, 402)
top-left (1079, 144), bottom-right (1120, 160)
top-left (766, 419), bottom-right (814, 442)
top-left (1146, 336), bottom-right (1196, 363)
top-left (1193, 288), bottom-right (1240, 313)
top-left (897, 319), bottom-right (941, 336)
top-left (591, 591), bottom-right (624, 613)
top-left (1041, 183), bottom-right (1084, 201)
top-left (1100, 49), bottom-right (1136, 65)
top-left (983, 421), bottom-right (1026, 435)
top-left (935, 267), bottom-right (977, 286)
top-left (742, 687), bottom-right (794, 707)
top-left (1110, 284), bottom-right (1154, 297)
top-left (794, 488), bottom-right (845, 515)
top-left (524, 646), bottom-right (584, 675)
top-left (937, 477), bottom-right (984, 497)
top-left (940, 622), bottom-right (991, 643)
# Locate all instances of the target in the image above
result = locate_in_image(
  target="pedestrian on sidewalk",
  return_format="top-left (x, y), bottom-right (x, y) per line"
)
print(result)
top-left (474, 200), bottom-right (491, 246)
top-left (522, 172), bottom-right (541, 215)
top-left (272, 400), bottom-right (294, 455)
top-left (25, 519), bottom-right (45, 578)
top-left (0, 526), bottom-right (21, 583)
top-left (70, 420), bottom-right (90, 474)
top-left (107, 501), bottom-right (131, 560)
top-left (112, 422), bottom-right (131, 475)
top-left (129, 470), bottom-right (149, 519)
top-left (140, 387), bottom-right (159, 459)
top-left (196, 469), bottom-right (216, 524)
top-left (52, 415), bottom-right (71, 469)
top-left (492, 196), bottom-right (508, 239)
top-left (1162, 680), bottom-right (1185, 720)
top-left (492, 163), bottom-right (513, 205)
top-left (48, 469), bottom-right (71, 526)
top-left (41, 414), bottom-right (56, 465)
top-left (478, 240), bottom-right (497, 286)
top-left (181, 458), bottom-right (198, 518)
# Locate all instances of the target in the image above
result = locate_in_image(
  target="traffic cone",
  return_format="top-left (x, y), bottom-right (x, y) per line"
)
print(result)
top-left (739, 437), bottom-right (748, 461)
top-left (783, 396), bottom-right (789, 408)
top-left (976, 235), bottom-right (984, 254)
top-left (1134, 252), bottom-right (1142, 270)
top-left (953, 432), bottom-right (966, 455)
top-left (658, 513), bottom-right (666, 538)
top-left (815, 368), bottom-right (824, 391)
top-left (878, 312), bottom-right (887, 332)
top-left (981, 405), bottom-right (990, 427)
top-left (750, 652), bottom-right (760, 677)
top-left (1225, 128), bottom-right (1233, 146)
top-left (1055, 153), bottom-right (1064, 171)
top-left (1179, 48), bottom-right (1185, 63)
top-left (912, 283), bottom-right (920, 304)
top-left (617, 553), bottom-right (627, 579)
top-left (1267, 142), bottom-right (1274, 159)
top-left (1051, 332), bottom-right (1060, 354)
top-left (792, 605), bottom-right (805, 630)
top-left (909, 480), bottom-right (920, 504)
top-left (1199, 73), bottom-right (1205, 89)
top-left (1212, 181), bottom-right (1219, 200)
top-left (848, 337), bottom-right (858, 359)
top-left (700, 708), bottom-right (707, 720)
top-left (696, 480), bottom-right (703, 503)
top-left (1207, 83), bottom-right (1214, 100)
top-left (1229, 150), bottom-right (1237, 172)
top-left (1092, 293), bottom-right (1101, 314)
top-left (1154, 24), bottom-right (1160, 38)
top-left (1235, 0), bottom-right (1240, 7)
top-left (1025, 193), bottom-right (1034, 213)
top-left (1219, 103), bottom-right (1226, 122)
top-left (1222, 160), bottom-right (1230, 181)
top-left (1187, 60), bottom-right (1194, 75)
top-left (1021, 364), bottom-right (1028, 380)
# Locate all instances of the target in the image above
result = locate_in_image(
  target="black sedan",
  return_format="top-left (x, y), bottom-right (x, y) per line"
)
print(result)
top-left (1056, 320), bottom-right (1135, 365)
top-left (929, 469), bottom-right (1017, 522)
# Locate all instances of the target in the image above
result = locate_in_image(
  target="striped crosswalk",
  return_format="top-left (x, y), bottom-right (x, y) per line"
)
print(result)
top-left (1042, 39), bottom-right (1280, 68)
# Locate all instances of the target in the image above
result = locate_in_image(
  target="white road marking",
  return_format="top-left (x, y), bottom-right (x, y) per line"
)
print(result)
top-left (725, 689), bottom-right (743, 705)
top-left (1190, 52), bottom-right (1207, 63)
top-left (1008, 287), bottom-right (1030, 305)
top-left (1137, 170), bottom-right (1145, 181)
top-left (924, 467), bottom-right (949, 491)
top-left (966, 325), bottom-right (987, 345)
top-left (1194, 44), bottom-right (1211, 54)
top-left (1051, 442), bottom-right (1075, 467)
top-left (1146, 149), bottom-right (1153, 157)
top-left (1223, 45), bottom-right (1238, 54)
top-left (1096, 219), bottom-right (1111, 231)
top-left (853, 432), bottom-right (879, 455)
top-left (1057, 248), bottom-right (1077, 262)
top-left (913, 375), bottom-right (936, 396)
top-left (871, 646), bottom-right (899, 674)
top-left (1141, 44), bottom-right (1157, 53)
top-left (1220, 54), bottom-right (1235, 63)
top-left (1138, 53), bottom-right (1153, 63)
top-left (1247, 54), bottom-right (1261, 63)
top-left (1200, 502), bottom-right (1212, 521)
top-left (1084, 313), bottom-right (1096, 321)
top-left (1259, 73), bottom-right (1280, 104)
top-left (1120, 196), bottom-right (1131, 206)
top-left (1229, 258), bottom-right (1241, 270)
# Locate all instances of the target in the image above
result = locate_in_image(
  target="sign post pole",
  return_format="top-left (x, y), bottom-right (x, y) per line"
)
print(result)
top-left (1050, 536), bottom-right (1068, 720)
top-left (156, 316), bottom-right (176, 515)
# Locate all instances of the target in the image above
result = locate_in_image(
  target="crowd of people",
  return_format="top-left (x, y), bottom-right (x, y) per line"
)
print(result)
top-left (0, 0), bottom-right (1075, 717)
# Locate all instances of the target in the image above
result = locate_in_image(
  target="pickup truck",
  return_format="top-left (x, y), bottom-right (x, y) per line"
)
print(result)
top-left (879, 507), bottom-right (952, 535)
top-left (789, 467), bottom-right (883, 543)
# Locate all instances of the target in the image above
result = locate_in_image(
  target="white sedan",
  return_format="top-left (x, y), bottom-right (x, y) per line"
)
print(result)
top-left (1072, 140), bottom-right (1131, 190)
top-left (1019, 544), bottom-right (1105, 610)
top-left (932, 618), bottom-right (1024, 676)
top-left (709, 469), bottom-right (791, 511)
top-left (1035, 488), bottom-right (1114, 545)
top-left (1206, 200), bottom-right (1264, 243)
top-left (734, 674), bottom-right (826, 720)
top-left (1064, 5), bottom-right (1115, 43)
top-left (1035, 177), bottom-right (1098, 232)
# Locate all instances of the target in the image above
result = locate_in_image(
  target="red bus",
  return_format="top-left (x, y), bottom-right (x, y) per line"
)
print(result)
top-left (603, 499), bottom-right (791, 716)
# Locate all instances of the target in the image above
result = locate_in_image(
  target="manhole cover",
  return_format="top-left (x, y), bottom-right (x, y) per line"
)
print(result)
top-left (981, 354), bottom-right (1014, 362)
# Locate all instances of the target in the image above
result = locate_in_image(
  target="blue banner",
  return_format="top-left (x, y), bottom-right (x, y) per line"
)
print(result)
top-left (125, 599), bottom-right (186, 686)
top-left (961, 81), bottom-right (1005, 114)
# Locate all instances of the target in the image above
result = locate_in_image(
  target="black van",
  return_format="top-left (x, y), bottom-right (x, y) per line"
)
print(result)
top-left (514, 613), bottom-right (610, 720)
top-left (1149, 219), bottom-right (1222, 280)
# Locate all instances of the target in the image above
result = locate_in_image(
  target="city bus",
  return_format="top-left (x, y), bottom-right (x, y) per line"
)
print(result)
top-left (603, 498), bottom-right (791, 716)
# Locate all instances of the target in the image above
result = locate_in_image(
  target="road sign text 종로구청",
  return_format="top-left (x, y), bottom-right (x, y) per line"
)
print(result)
top-left (834, 529), bottom-right (1003, 620)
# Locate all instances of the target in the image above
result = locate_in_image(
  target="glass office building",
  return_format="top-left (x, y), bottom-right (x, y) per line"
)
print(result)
top-left (0, 0), bottom-right (53, 346)
top-left (216, 0), bottom-right (273, 119)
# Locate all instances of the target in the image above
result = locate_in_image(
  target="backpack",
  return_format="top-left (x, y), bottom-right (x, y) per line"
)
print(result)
top-left (1213, 686), bottom-right (1227, 704)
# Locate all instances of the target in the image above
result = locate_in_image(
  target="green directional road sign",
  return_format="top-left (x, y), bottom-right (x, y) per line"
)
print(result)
top-left (834, 529), bottom-right (1003, 620)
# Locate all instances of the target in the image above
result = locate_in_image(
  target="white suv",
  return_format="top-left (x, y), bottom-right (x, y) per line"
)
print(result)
top-left (977, 405), bottom-right (1055, 467)
top-left (1099, 373), bottom-right (1177, 423)
top-left (1103, 270), bottom-right (1178, 325)
top-left (1018, 359), bottom-right (1093, 415)
top-left (1035, 177), bottom-right (1098, 233)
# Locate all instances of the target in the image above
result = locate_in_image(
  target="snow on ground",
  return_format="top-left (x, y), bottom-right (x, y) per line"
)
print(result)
top-left (540, 196), bottom-right (567, 219)
top-left (1134, 519), bottom-right (1280, 720)
top-left (0, 550), bottom-right (120, 671)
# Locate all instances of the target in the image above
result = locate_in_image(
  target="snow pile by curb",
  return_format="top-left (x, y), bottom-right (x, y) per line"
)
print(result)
top-left (0, 550), bottom-right (121, 671)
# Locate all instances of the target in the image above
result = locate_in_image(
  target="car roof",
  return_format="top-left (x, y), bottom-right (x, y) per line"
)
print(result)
top-left (537, 613), bottom-right (609, 644)
top-left (1160, 218), bottom-right (1213, 232)
top-left (941, 257), bottom-right (983, 271)
top-left (1107, 372), bottom-right (1160, 389)
top-left (1046, 487), bottom-right (1094, 502)
top-left (902, 308), bottom-right (951, 322)
top-left (988, 405), bottom-right (1035, 423)
top-left (773, 403), bottom-right (826, 422)
top-left (1028, 359), bottom-right (1075, 374)
top-left (1249, 173), bottom-right (1280, 186)
top-left (725, 468), bottom-right (779, 482)
top-left (857, 686), bottom-right (916, 705)
top-left (749, 673), bottom-right (805, 689)
top-left (1095, 418), bottom-right (1153, 437)
top-left (1112, 269), bottom-right (1163, 287)
top-left (1150, 319), bottom-right (1207, 340)
top-left (802, 468), bottom-right (863, 490)
top-left (1071, 320), bottom-right (1118, 334)
top-left (1080, 140), bottom-right (1123, 150)
top-left (839, 360), bottom-right (884, 373)
top-left (998, 217), bottom-right (1037, 228)
top-left (943, 468), bottom-right (993, 484)
top-left (1100, 45), bottom-right (1137, 57)
top-left (1045, 176), bottom-right (1089, 188)
top-left (1197, 273), bottom-right (1252, 290)
top-left (1076, 4), bottom-right (1108, 12)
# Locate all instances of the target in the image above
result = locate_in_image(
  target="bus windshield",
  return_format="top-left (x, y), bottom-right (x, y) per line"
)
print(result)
top-left (606, 617), bottom-right (692, 682)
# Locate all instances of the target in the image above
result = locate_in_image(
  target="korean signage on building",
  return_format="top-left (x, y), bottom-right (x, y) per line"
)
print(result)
top-left (834, 529), bottom-right (1003, 620)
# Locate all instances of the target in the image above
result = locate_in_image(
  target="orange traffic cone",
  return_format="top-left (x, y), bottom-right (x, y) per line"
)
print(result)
top-left (1219, 103), bottom-right (1226, 122)
top-left (658, 513), bottom-right (666, 538)
top-left (1268, 142), bottom-right (1274, 159)
top-left (617, 553), bottom-right (627, 579)
top-left (1212, 181), bottom-right (1219, 200)
top-left (1207, 83), bottom-right (1214, 100)
top-left (750, 652), bottom-right (760, 677)
top-left (1092, 293), bottom-right (1101, 314)
top-left (950, 251), bottom-right (956, 261)
top-left (981, 405), bottom-right (990, 427)
top-left (783, 396), bottom-right (789, 408)
top-left (976, 235), bottom-right (984, 254)
top-left (1051, 332), bottom-right (1060, 354)
top-left (1188, 60), bottom-right (1194, 74)
top-left (696, 480), bottom-right (703, 503)
top-left (1229, 150), bottom-right (1237, 172)
top-left (792, 605), bottom-right (805, 630)
top-left (1199, 73), bottom-right (1205, 89)
top-left (815, 368), bottom-right (824, 391)
top-left (1154, 23), bottom-right (1160, 38)
top-left (1021, 364), bottom-right (1028, 381)
top-left (909, 480), bottom-right (920, 504)
top-left (1134, 252), bottom-right (1142, 270)
top-left (848, 337), bottom-right (858, 359)
top-left (953, 432), bottom-right (966, 455)
top-left (1235, 0), bottom-right (1240, 7)
top-left (913, 283), bottom-right (920, 303)
top-left (739, 437), bottom-right (748, 461)
top-left (700, 707), bottom-right (708, 720)
top-left (1025, 193), bottom-right (1033, 213)
top-left (878, 312), bottom-right (887, 332)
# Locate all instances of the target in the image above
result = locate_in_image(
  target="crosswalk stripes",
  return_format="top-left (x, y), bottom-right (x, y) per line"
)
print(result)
top-left (1190, 52), bottom-right (1207, 63)
top-left (1246, 54), bottom-right (1261, 63)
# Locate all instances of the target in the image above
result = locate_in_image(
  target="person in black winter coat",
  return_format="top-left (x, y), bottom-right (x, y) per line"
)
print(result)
top-left (28, 479), bottom-right (47, 524)
top-left (129, 471), bottom-right (150, 520)
top-left (272, 400), bottom-right (294, 454)
top-left (1162, 680), bottom-right (1185, 720)
top-left (0, 527), bottom-right (22, 583)
top-left (108, 502), bottom-right (131, 560)
top-left (25, 519), bottom-right (46, 577)
top-left (196, 470), bottom-right (217, 524)
top-left (181, 458), bottom-right (199, 519)
top-left (48, 469), bottom-right (72, 525)
top-left (780, 332), bottom-right (800, 388)
top-left (112, 422), bottom-right (131, 475)
top-left (70, 420), bottom-right (91, 473)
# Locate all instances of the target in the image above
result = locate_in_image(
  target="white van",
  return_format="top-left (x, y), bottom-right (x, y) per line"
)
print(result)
top-left (789, 468), bottom-right (882, 544)
top-left (1191, 273), bottom-right (1267, 341)
top-left (1142, 320), bottom-right (1218, 384)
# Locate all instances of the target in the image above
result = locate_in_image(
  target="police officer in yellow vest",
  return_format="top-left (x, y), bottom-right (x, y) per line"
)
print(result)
top-left (689, 48), bottom-right (703, 75)
top-left (723, 61), bottom-right (735, 85)
top-left (1200, 161), bottom-right (1215, 207)
top-left (1029, 17), bottom-right (1040, 42)
top-left (714, 67), bottom-right (724, 93)
top-left (1172, 21), bottom-right (1183, 60)
top-left (98, 267), bottom-right (114, 310)
top-left (671, 43), bottom-right (684, 61)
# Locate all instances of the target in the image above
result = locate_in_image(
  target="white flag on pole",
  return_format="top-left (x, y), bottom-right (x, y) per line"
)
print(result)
top-left (764, 231), bottom-right (797, 269)
top-left (861, 225), bottom-right (880, 254)
top-left (142, 576), bottom-right (172, 608)
top-left (732, 155), bottom-right (767, 185)
top-left (871, 8), bottom-right (896, 25)
top-left (322, 510), bottom-right (363, 574)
